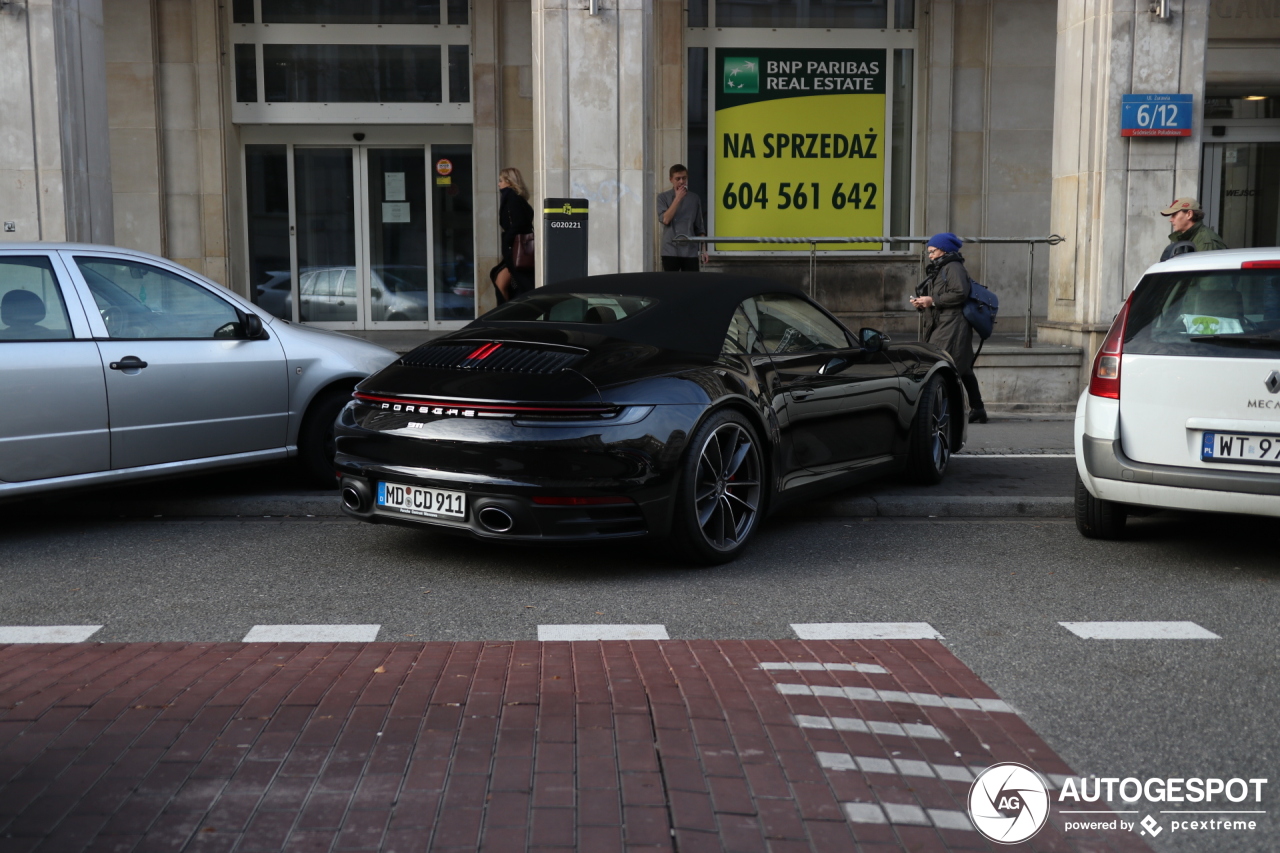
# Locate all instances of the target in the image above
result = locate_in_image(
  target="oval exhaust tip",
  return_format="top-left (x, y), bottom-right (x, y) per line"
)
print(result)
top-left (478, 506), bottom-right (515, 533)
top-left (341, 487), bottom-right (364, 511)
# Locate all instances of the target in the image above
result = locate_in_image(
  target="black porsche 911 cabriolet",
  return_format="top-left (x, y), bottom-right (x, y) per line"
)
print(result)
top-left (334, 273), bottom-right (966, 563)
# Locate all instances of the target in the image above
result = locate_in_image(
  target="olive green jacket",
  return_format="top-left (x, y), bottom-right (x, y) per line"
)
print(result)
top-left (1169, 222), bottom-right (1228, 253)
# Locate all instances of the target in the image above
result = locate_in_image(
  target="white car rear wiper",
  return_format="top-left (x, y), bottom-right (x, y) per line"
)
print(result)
top-left (1189, 333), bottom-right (1280, 347)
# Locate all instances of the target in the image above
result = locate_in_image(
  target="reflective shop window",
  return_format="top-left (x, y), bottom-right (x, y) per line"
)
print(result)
top-left (245, 145), bottom-right (291, 320)
top-left (263, 45), bottom-right (442, 103)
top-left (431, 144), bottom-right (475, 321)
top-left (0, 257), bottom-right (73, 341)
top-left (74, 259), bottom-right (243, 340)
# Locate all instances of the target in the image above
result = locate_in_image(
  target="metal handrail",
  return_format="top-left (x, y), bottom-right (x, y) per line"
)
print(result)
top-left (674, 234), bottom-right (1066, 348)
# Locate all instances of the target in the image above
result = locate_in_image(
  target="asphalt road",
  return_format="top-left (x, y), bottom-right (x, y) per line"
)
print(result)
top-left (2, 494), bottom-right (1278, 852)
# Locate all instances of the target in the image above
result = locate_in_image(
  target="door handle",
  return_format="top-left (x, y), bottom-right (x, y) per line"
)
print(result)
top-left (109, 356), bottom-right (148, 370)
top-left (789, 387), bottom-right (815, 401)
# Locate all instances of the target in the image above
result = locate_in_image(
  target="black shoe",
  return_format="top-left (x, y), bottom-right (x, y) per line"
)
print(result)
top-left (968, 409), bottom-right (988, 424)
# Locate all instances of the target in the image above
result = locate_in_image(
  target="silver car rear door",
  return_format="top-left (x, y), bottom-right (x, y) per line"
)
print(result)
top-left (62, 251), bottom-right (290, 470)
top-left (0, 251), bottom-right (110, 482)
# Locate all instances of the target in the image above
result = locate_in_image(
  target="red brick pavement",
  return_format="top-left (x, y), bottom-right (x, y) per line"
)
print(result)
top-left (0, 640), bottom-right (1152, 852)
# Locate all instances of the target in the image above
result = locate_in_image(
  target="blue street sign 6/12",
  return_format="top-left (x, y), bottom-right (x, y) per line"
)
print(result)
top-left (1121, 94), bottom-right (1193, 137)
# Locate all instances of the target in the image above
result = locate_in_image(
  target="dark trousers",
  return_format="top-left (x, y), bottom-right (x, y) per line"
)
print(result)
top-left (961, 370), bottom-right (985, 413)
top-left (661, 256), bottom-right (700, 272)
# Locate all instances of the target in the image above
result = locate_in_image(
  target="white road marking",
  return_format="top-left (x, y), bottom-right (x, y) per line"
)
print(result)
top-left (1059, 621), bottom-right (1220, 640)
top-left (794, 714), bottom-right (944, 740)
top-left (818, 751), bottom-right (974, 781)
top-left (242, 624), bottom-right (381, 642)
top-left (841, 802), bottom-right (973, 830)
top-left (842, 803), bottom-right (887, 824)
top-left (536, 624), bottom-right (669, 641)
top-left (759, 661), bottom-right (888, 674)
top-left (0, 625), bottom-right (103, 643)
top-left (777, 682), bottom-right (1015, 713)
top-left (791, 622), bottom-right (943, 640)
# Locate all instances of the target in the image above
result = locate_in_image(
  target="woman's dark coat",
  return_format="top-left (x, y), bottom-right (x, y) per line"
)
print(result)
top-left (916, 253), bottom-right (975, 374)
top-left (491, 187), bottom-right (535, 297)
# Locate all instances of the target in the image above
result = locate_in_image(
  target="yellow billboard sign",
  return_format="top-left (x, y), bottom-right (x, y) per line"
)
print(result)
top-left (714, 49), bottom-right (887, 251)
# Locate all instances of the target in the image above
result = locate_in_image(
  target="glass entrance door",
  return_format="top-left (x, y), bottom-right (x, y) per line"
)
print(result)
top-left (244, 141), bottom-right (475, 330)
top-left (1202, 141), bottom-right (1280, 249)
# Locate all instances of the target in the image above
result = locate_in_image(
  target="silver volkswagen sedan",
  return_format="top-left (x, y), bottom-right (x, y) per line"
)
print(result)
top-left (0, 244), bottom-right (397, 498)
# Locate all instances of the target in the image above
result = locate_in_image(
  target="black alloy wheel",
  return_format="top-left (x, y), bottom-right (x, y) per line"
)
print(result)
top-left (1074, 473), bottom-right (1128, 539)
top-left (669, 410), bottom-right (764, 565)
top-left (905, 373), bottom-right (953, 484)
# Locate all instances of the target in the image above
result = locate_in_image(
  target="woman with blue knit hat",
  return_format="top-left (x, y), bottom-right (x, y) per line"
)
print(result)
top-left (910, 232), bottom-right (987, 423)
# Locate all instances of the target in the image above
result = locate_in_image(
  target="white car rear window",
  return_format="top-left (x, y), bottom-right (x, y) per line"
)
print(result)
top-left (1124, 268), bottom-right (1280, 359)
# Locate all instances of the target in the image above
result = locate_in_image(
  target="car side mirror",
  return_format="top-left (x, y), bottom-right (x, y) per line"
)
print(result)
top-left (242, 313), bottom-right (264, 339)
top-left (859, 327), bottom-right (887, 352)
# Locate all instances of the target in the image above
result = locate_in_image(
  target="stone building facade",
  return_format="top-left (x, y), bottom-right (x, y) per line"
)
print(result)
top-left (2, 0), bottom-right (1278, 408)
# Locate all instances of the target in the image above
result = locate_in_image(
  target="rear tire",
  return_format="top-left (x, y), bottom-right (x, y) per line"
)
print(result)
top-left (666, 410), bottom-right (766, 565)
top-left (1074, 473), bottom-right (1127, 539)
top-left (905, 374), bottom-right (953, 485)
top-left (298, 386), bottom-right (353, 489)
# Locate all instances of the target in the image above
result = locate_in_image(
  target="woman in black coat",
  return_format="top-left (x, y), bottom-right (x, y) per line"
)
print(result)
top-left (490, 167), bottom-right (535, 302)
top-left (910, 232), bottom-right (988, 423)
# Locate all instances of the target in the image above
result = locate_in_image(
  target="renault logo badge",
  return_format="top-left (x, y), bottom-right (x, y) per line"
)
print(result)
top-left (1267, 371), bottom-right (1280, 394)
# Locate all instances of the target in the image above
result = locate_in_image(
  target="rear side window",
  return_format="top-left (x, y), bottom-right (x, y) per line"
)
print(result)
top-left (1124, 268), bottom-right (1280, 359)
top-left (0, 256), bottom-right (74, 341)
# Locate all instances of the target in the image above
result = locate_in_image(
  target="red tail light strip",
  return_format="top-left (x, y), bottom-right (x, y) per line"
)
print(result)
top-left (1088, 294), bottom-right (1132, 400)
top-left (353, 392), bottom-right (616, 418)
top-left (1242, 260), bottom-right (1280, 269)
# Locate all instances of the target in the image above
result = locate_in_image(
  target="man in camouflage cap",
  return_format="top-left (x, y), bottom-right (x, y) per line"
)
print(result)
top-left (1160, 197), bottom-right (1228, 254)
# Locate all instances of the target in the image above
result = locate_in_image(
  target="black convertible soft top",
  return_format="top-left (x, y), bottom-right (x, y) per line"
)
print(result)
top-left (479, 272), bottom-right (805, 356)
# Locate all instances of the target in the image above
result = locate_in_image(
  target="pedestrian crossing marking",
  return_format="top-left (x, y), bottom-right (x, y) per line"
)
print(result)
top-left (791, 622), bottom-right (943, 640)
top-left (536, 624), bottom-right (669, 641)
top-left (242, 624), bottom-right (381, 642)
top-left (777, 682), bottom-right (1016, 713)
top-left (794, 714), bottom-right (945, 740)
top-left (842, 801), bottom-right (974, 830)
top-left (0, 625), bottom-right (102, 644)
top-left (759, 661), bottom-right (887, 674)
top-left (818, 751), bottom-right (974, 780)
top-left (1059, 621), bottom-right (1219, 640)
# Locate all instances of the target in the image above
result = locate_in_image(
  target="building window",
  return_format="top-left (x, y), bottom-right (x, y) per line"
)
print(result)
top-left (229, 2), bottom-right (471, 122)
top-left (234, 44), bottom-right (258, 102)
top-left (260, 0), bottom-right (444, 25)
top-left (263, 45), bottom-right (443, 103)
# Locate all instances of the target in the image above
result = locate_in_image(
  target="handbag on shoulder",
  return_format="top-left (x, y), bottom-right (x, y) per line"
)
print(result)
top-left (512, 232), bottom-right (535, 270)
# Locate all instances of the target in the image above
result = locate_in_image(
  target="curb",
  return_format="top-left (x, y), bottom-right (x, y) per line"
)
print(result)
top-left (72, 493), bottom-right (1073, 520)
top-left (796, 495), bottom-right (1073, 518)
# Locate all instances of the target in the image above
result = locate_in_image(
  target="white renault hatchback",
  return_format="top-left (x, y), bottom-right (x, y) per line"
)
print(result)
top-left (1075, 248), bottom-right (1280, 538)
